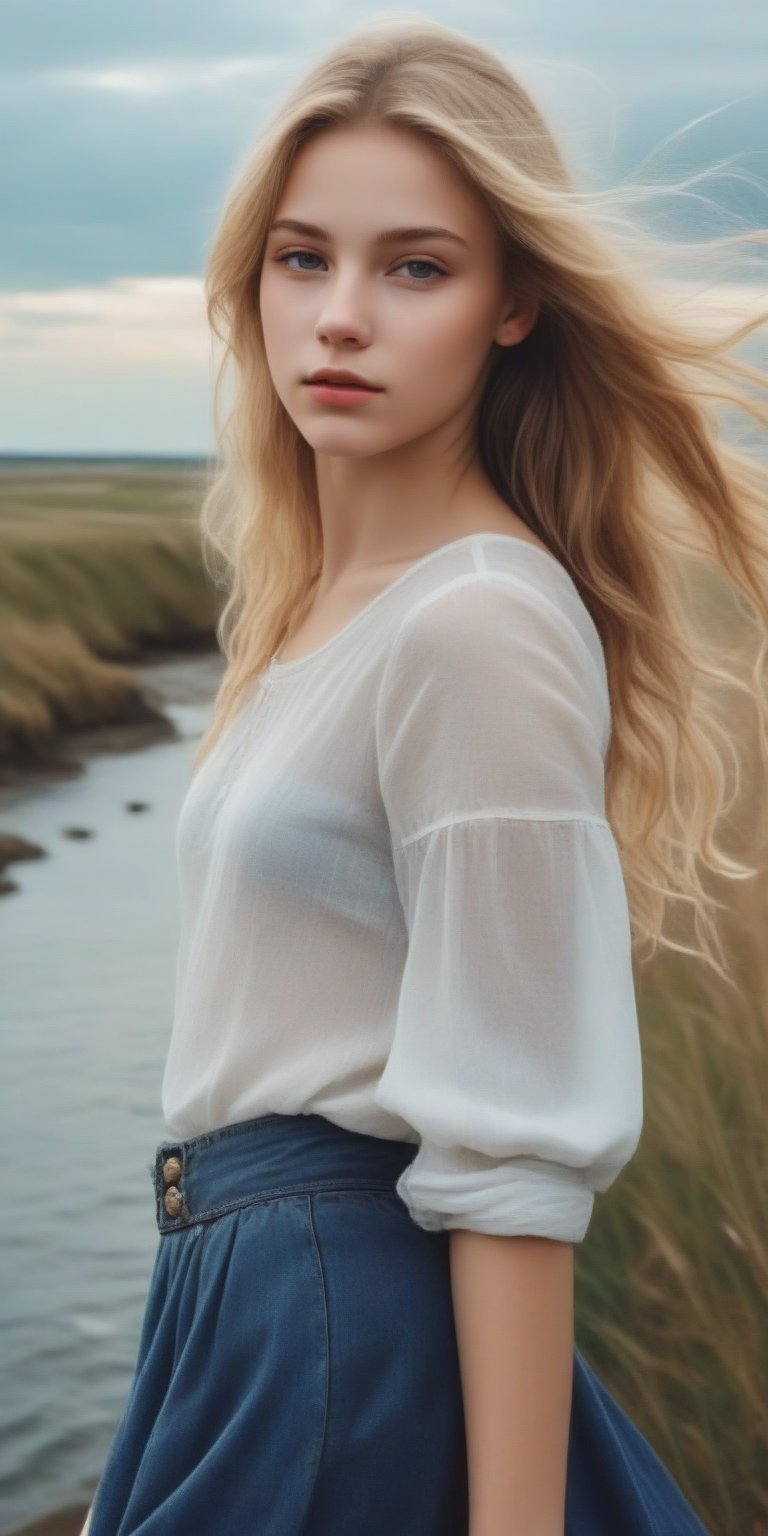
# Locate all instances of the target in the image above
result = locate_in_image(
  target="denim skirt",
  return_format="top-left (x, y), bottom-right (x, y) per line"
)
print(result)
top-left (87, 1111), bottom-right (711, 1536)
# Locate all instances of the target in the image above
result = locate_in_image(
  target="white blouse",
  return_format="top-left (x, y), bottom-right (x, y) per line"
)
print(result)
top-left (162, 532), bottom-right (643, 1243)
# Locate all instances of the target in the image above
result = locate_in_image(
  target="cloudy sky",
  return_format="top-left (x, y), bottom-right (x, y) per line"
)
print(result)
top-left (2, 0), bottom-right (766, 456)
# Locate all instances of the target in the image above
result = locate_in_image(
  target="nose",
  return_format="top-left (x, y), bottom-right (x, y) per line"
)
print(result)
top-left (314, 270), bottom-right (373, 346)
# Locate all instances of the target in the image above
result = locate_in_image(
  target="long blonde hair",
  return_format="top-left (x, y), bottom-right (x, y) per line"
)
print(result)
top-left (193, 16), bottom-right (768, 987)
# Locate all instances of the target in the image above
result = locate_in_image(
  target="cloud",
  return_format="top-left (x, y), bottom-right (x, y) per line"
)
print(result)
top-left (0, 277), bottom-right (210, 367)
top-left (0, 271), bottom-right (764, 457)
top-left (1, 2), bottom-right (766, 450)
top-left (0, 276), bottom-right (218, 453)
top-left (34, 54), bottom-right (295, 98)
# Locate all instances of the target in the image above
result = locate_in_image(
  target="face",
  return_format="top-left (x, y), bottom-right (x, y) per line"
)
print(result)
top-left (258, 121), bottom-right (537, 462)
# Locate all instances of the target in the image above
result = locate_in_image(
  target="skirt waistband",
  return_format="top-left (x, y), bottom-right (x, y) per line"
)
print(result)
top-left (151, 1112), bottom-right (418, 1234)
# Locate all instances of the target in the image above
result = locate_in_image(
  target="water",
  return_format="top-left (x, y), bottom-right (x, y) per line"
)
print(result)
top-left (0, 651), bottom-right (224, 1536)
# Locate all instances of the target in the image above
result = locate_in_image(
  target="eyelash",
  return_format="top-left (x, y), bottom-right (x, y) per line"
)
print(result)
top-left (274, 249), bottom-right (447, 284)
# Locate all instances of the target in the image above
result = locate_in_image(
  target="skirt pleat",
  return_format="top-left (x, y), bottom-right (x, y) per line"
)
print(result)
top-left (567, 1347), bottom-right (709, 1534)
top-left (86, 1112), bottom-right (711, 1536)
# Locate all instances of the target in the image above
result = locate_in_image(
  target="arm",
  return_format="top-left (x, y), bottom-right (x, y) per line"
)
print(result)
top-left (449, 1229), bottom-right (573, 1536)
top-left (374, 578), bottom-right (643, 1528)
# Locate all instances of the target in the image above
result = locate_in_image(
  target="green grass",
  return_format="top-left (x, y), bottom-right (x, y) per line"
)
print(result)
top-left (0, 461), bottom-right (218, 755)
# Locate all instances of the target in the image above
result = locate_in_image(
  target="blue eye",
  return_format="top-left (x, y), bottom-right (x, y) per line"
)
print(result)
top-left (278, 250), bottom-right (324, 273)
top-left (275, 250), bottom-right (446, 283)
top-left (397, 259), bottom-right (445, 282)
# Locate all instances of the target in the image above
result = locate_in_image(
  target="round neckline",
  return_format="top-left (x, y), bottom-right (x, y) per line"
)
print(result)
top-left (268, 531), bottom-right (571, 675)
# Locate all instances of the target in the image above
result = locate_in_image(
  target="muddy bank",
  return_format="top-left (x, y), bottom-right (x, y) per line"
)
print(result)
top-left (8, 1503), bottom-right (91, 1536)
top-left (0, 632), bottom-right (217, 786)
top-left (0, 457), bottom-right (219, 799)
top-left (0, 637), bottom-right (224, 894)
top-left (0, 830), bottom-right (47, 895)
top-left (0, 679), bottom-right (176, 793)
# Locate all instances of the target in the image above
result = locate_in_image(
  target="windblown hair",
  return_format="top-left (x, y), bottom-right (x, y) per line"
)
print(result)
top-left (193, 15), bottom-right (768, 987)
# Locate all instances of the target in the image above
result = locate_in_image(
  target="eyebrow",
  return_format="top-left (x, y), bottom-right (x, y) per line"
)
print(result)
top-left (268, 218), bottom-right (468, 248)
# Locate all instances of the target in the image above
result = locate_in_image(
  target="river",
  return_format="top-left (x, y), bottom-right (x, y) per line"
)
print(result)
top-left (0, 649), bottom-right (225, 1536)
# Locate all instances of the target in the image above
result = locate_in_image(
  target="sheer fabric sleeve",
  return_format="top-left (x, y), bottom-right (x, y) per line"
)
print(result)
top-left (373, 573), bottom-right (643, 1243)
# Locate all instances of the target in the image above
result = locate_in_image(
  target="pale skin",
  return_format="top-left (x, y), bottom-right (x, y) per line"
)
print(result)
top-left (261, 120), bottom-right (573, 1536)
top-left (80, 119), bottom-right (572, 1536)
top-left (259, 118), bottom-right (554, 658)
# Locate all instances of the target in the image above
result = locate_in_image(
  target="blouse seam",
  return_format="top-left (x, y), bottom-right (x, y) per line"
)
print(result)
top-left (396, 809), bottom-right (611, 851)
top-left (390, 564), bottom-right (601, 673)
top-left (374, 566), bottom-right (610, 763)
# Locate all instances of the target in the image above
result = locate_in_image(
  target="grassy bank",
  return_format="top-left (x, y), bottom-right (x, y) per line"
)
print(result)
top-left (2, 461), bottom-right (766, 1534)
top-left (0, 459), bottom-right (218, 779)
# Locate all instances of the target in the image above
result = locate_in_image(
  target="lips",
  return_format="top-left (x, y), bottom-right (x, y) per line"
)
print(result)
top-left (305, 372), bottom-right (382, 389)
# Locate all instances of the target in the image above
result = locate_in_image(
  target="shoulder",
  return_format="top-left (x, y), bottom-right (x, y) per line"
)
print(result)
top-left (375, 566), bottom-right (611, 833)
top-left (378, 565), bottom-right (610, 749)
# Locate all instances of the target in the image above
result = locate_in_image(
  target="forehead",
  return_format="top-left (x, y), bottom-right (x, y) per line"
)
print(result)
top-left (273, 121), bottom-right (493, 241)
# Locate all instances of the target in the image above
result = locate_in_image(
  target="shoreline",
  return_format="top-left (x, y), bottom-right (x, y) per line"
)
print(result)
top-left (0, 636), bottom-right (222, 893)
top-left (8, 1504), bottom-right (92, 1536)
top-left (1, 636), bottom-right (225, 1534)
top-left (0, 633), bottom-right (217, 784)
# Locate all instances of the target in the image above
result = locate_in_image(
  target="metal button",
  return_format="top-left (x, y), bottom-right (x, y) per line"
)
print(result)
top-left (164, 1186), bottom-right (183, 1218)
top-left (162, 1156), bottom-right (182, 1185)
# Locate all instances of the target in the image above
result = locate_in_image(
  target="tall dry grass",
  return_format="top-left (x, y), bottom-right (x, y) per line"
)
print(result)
top-left (0, 462), bottom-right (218, 761)
top-left (2, 464), bottom-right (765, 1531)
top-left (575, 560), bottom-right (768, 1536)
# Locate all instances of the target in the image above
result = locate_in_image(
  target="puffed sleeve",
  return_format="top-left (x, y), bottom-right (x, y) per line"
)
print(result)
top-left (373, 572), bottom-right (643, 1243)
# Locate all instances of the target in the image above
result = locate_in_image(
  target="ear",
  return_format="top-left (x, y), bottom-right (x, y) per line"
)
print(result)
top-left (494, 295), bottom-right (540, 349)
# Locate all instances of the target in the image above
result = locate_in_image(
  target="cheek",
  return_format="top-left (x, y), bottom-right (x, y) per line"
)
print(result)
top-left (398, 293), bottom-right (493, 383)
top-left (258, 270), bottom-right (301, 346)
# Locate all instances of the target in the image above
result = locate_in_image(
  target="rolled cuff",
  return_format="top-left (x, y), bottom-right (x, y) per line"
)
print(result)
top-left (394, 1144), bottom-right (596, 1242)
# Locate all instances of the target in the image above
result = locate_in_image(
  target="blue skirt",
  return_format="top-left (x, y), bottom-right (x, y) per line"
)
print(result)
top-left (88, 1111), bottom-right (711, 1535)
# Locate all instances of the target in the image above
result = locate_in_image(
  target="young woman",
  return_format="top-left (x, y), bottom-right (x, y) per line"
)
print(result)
top-left (82, 18), bottom-right (767, 1536)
